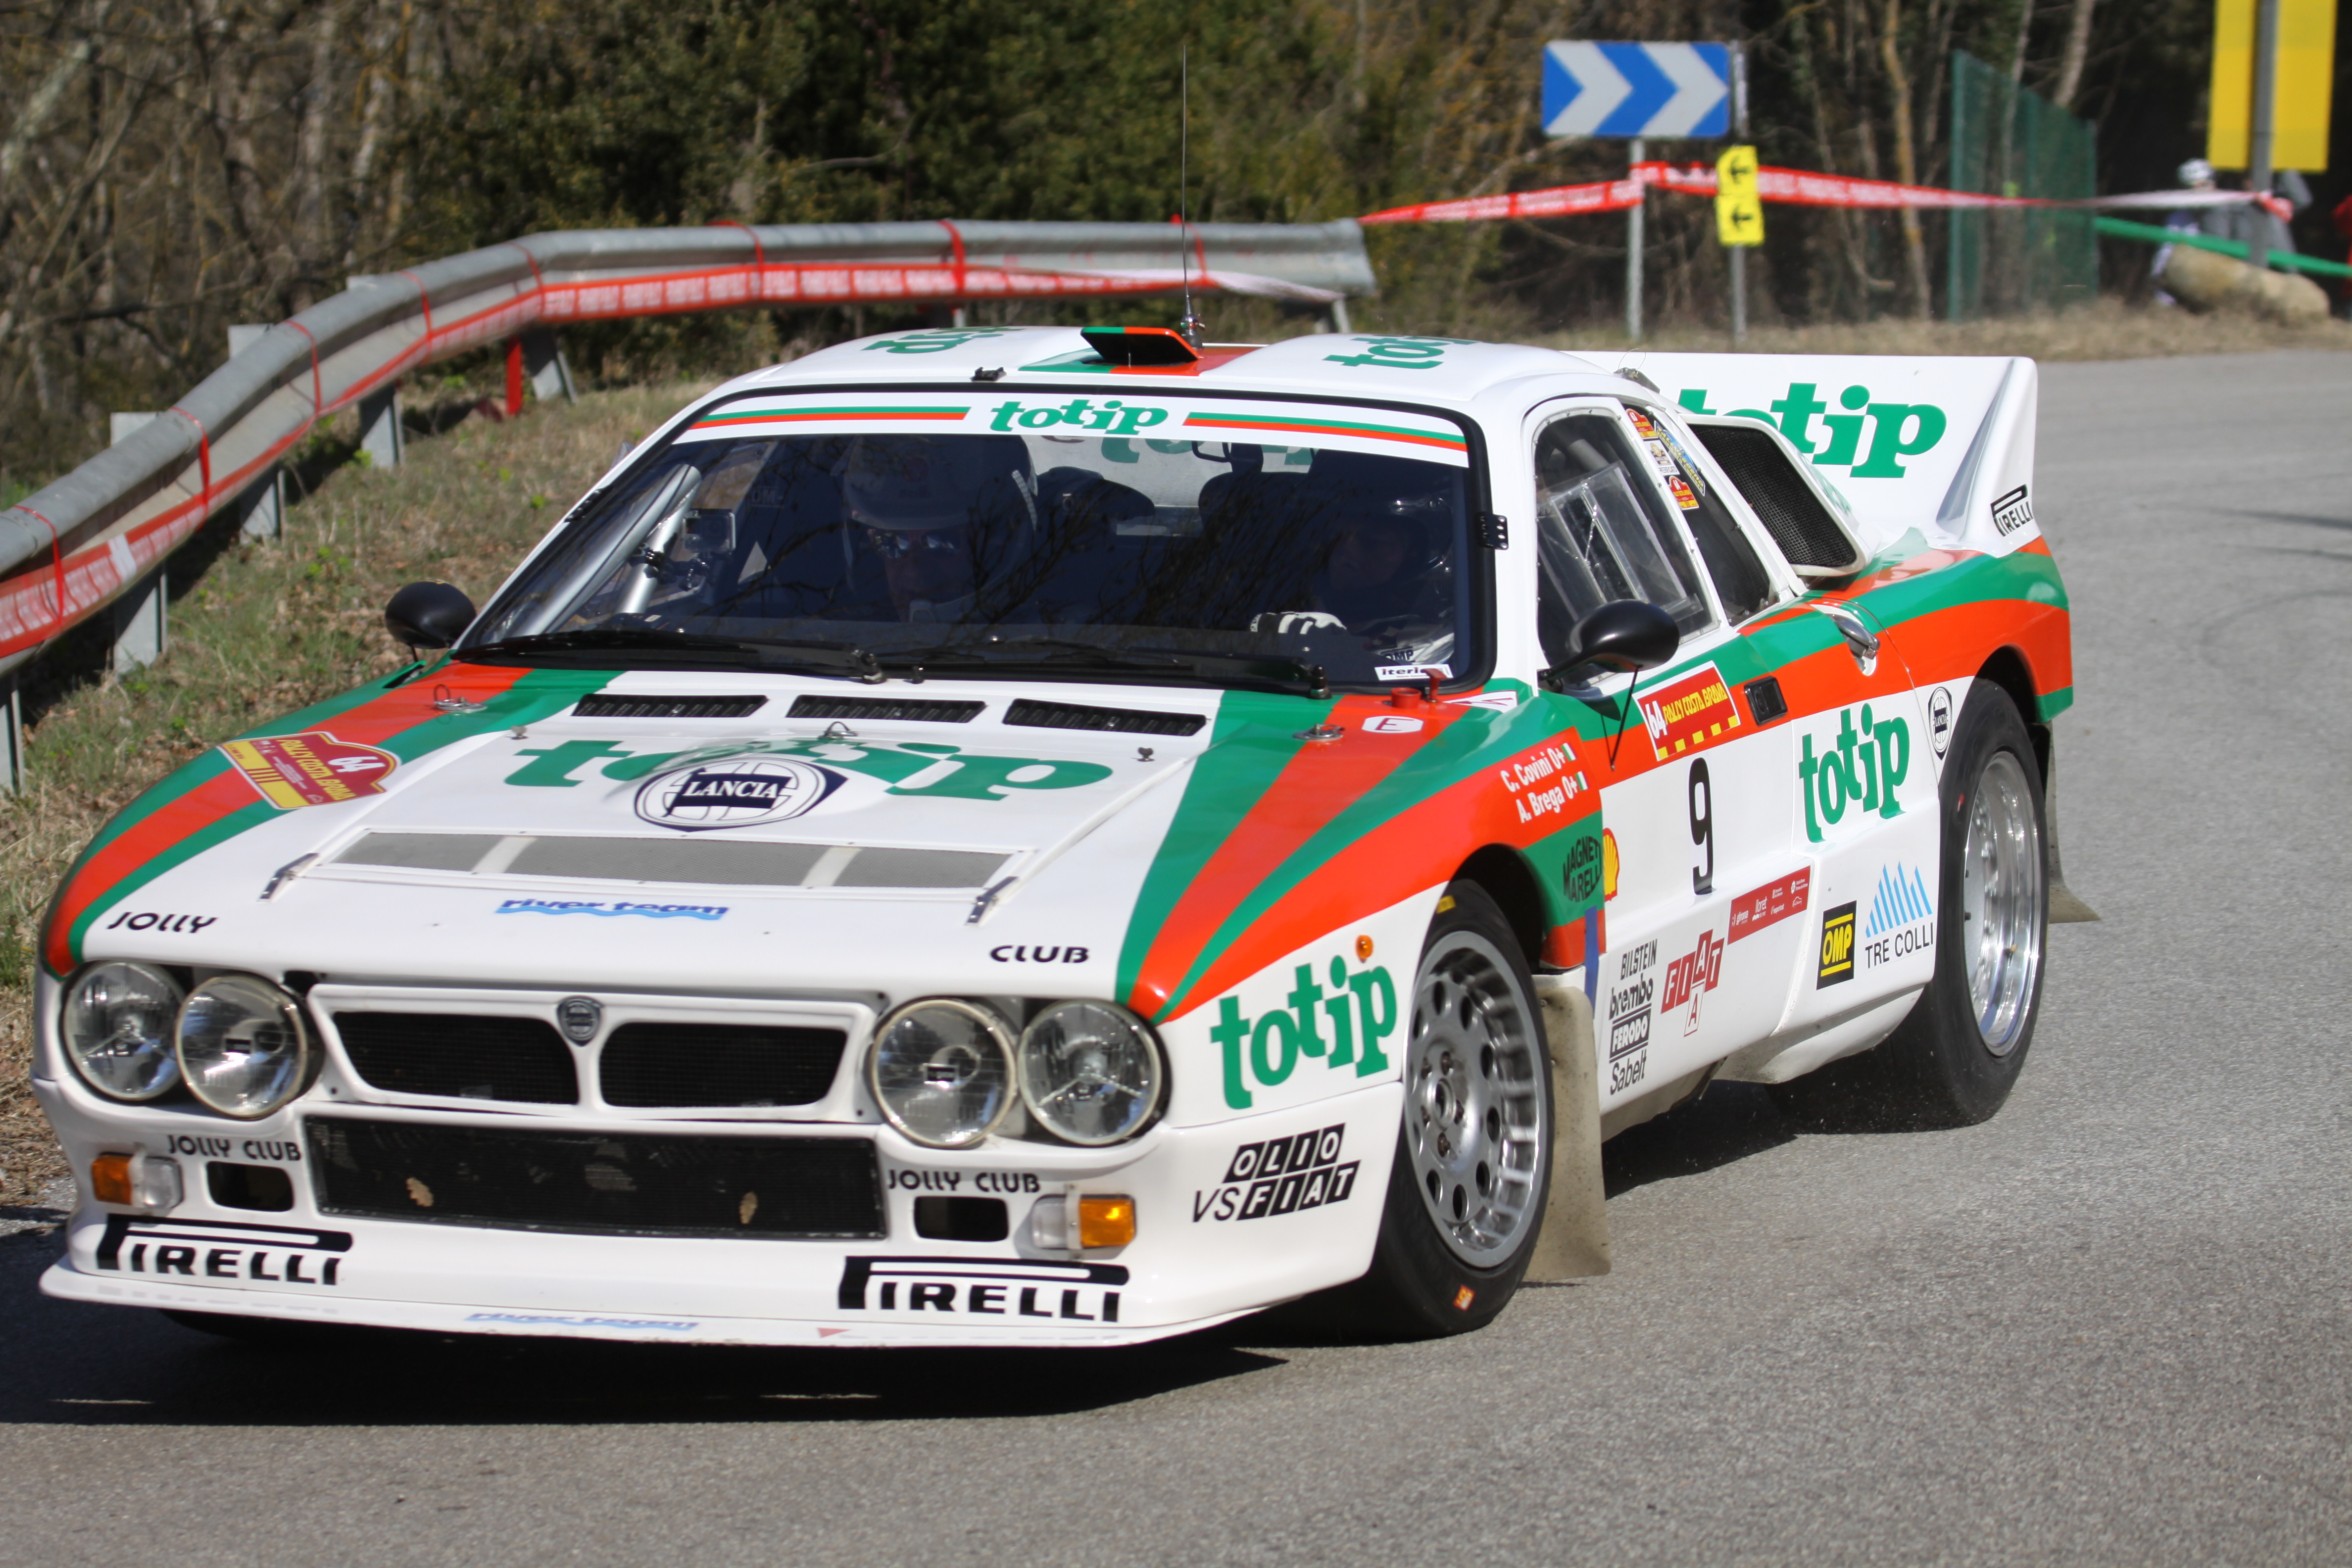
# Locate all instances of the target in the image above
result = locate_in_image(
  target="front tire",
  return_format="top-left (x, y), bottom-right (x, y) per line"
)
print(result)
top-left (1775, 678), bottom-right (2049, 1128)
top-left (1307, 882), bottom-right (1552, 1338)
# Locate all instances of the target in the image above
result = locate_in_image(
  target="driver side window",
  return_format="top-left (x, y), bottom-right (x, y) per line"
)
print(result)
top-left (1533, 411), bottom-right (1715, 668)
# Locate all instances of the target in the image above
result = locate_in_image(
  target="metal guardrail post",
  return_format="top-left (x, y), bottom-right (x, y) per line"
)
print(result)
top-left (0, 672), bottom-right (21, 795)
top-left (226, 326), bottom-right (286, 537)
top-left (103, 414), bottom-right (167, 672)
top-left (521, 327), bottom-right (574, 404)
top-left (357, 385), bottom-right (404, 468)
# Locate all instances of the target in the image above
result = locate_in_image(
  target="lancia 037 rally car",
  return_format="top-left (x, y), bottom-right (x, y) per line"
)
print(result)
top-left (33, 323), bottom-right (2069, 1345)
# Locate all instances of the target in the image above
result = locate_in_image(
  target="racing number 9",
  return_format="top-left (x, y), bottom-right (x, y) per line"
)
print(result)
top-left (1689, 759), bottom-right (1714, 896)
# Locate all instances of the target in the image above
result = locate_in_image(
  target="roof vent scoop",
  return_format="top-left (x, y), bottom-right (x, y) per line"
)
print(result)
top-left (1080, 326), bottom-right (1201, 367)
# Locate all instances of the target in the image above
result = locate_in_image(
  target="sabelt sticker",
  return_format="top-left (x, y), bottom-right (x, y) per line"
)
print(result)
top-left (1990, 484), bottom-right (2034, 536)
top-left (221, 731), bottom-right (396, 809)
top-left (1665, 473), bottom-right (1700, 510)
top-left (1817, 902), bottom-right (1857, 986)
top-left (1637, 662), bottom-right (1742, 762)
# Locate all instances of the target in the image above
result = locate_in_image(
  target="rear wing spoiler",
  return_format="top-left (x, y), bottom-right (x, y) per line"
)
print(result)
top-left (1582, 351), bottom-right (2039, 559)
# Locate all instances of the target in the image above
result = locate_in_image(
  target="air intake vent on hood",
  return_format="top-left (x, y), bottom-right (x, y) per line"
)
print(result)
top-left (575, 693), bottom-right (768, 718)
top-left (788, 695), bottom-right (983, 723)
top-left (1004, 698), bottom-right (1205, 736)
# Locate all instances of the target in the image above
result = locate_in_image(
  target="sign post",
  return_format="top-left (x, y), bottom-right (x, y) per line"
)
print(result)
top-left (1543, 40), bottom-right (1731, 342)
top-left (1718, 45), bottom-right (1757, 342)
top-left (2208, 0), bottom-right (2336, 268)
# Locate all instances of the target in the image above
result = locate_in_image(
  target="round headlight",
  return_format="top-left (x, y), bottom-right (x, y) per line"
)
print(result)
top-left (61, 962), bottom-right (184, 1102)
top-left (1017, 1001), bottom-right (1164, 1146)
top-left (868, 999), bottom-right (1014, 1149)
top-left (176, 974), bottom-right (313, 1119)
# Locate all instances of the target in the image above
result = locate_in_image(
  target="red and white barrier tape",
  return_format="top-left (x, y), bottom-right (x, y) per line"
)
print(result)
top-left (1360, 162), bottom-right (2296, 225)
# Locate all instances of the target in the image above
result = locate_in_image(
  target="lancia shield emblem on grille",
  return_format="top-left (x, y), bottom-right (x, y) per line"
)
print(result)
top-left (634, 757), bottom-right (844, 832)
top-left (556, 996), bottom-right (603, 1045)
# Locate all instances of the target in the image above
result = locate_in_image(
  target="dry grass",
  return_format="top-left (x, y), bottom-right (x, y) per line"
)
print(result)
top-left (0, 380), bottom-right (716, 1201)
top-left (1542, 295), bottom-right (2352, 360)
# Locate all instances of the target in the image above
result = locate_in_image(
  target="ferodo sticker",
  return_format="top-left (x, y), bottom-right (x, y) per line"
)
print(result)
top-left (221, 731), bottom-right (396, 809)
top-left (1637, 663), bottom-right (1741, 762)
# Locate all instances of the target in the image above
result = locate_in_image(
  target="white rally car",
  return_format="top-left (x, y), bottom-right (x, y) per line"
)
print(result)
top-left (34, 325), bottom-right (2070, 1345)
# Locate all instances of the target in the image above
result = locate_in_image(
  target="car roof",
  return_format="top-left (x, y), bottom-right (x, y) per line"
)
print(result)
top-left (735, 326), bottom-right (1639, 408)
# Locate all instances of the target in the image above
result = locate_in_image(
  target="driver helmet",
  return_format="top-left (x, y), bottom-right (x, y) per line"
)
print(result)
top-left (836, 436), bottom-right (980, 532)
top-left (2178, 158), bottom-right (2216, 189)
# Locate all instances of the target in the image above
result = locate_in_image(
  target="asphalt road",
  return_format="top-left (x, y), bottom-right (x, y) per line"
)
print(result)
top-left (5, 349), bottom-right (2349, 1566)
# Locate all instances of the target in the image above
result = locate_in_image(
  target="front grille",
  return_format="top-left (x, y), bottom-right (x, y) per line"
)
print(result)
top-left (1005, 697), bottom-right (1205, 736)
top-left (788, 695), bottom-right (983, 723)
top-left (574, 693), bottom-right (769, 718)
top-left (598, 1022), bottom-right (845, 1107)
top-left (307, 1117), bottom-right (884, 1238)
top-left (334, 1013), bottom-right (578, 1104)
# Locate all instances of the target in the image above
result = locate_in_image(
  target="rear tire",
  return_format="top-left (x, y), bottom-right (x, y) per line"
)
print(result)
top-left (1772, 678), bottom-right (2048, 1129)
top-left (1299, 882), bottom-right (1552, 1338)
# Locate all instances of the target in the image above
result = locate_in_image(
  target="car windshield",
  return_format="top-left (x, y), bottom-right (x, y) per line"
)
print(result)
top-left (461, 391), bottom-right (1481, 687)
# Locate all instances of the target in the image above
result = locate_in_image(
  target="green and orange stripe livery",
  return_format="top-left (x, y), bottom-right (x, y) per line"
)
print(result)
top-left (686, 405), bottom-right (969, 431)
top-left (1179, 413), bottom-right (1468, 454)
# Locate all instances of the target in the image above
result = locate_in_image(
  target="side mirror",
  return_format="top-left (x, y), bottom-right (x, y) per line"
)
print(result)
top-left (1551, 599), bottom-right (1679, 683)
top-left (385, 581), bottom-right (477, 652)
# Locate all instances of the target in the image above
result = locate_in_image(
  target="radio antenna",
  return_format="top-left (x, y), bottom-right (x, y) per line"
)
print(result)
top-left (1177, 43), bottom-right (1203, 348)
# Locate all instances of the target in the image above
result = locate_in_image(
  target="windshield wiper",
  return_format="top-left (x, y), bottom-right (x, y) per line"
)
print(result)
top-left (460, 629), bottom-right (883, 680)
top-left (888, 639), bottom-right (1329, 698)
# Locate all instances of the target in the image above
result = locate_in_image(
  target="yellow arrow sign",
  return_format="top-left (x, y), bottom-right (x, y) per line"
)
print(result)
top-left (1716, 144), bottom-right (1764, 246)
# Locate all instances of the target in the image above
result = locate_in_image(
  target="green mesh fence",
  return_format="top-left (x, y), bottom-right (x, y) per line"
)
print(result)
top-left (1946, 50), bottom-right (2098, 321)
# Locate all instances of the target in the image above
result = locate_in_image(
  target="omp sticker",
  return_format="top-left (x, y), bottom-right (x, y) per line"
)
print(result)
top-left (1816, 902), bottom-right (1857, 986)
top-left (1726, 870), bottom-right (1811, 942)
top-left (221, 731), bottom-right (396, 809)
top-left (1637, 663), bottom-right (1741, 762)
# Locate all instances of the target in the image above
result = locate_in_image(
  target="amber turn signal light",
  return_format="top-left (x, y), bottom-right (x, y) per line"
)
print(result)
top-left (90, 1153), bottom-right (134, 1206)
top-left (1076, 1194), bottom-right (1136, 1249)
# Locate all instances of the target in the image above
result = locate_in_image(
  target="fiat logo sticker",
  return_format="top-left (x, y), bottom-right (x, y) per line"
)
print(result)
top-left (633, 757), bottom-right (844, 832)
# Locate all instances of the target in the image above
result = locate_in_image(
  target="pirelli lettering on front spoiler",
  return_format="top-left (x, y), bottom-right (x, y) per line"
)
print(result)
top-left (96, 1214), bottom-right (350, 1285)
top-left (837, 1257), bottom-right (1127, 1322)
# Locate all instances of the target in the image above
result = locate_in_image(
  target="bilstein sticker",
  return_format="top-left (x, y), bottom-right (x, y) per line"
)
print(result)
top-left (221, 731), bottom-right (396, 809)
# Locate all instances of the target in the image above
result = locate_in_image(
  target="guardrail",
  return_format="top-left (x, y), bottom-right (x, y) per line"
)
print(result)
top-left (0, 218), bottom-right (1375, 789)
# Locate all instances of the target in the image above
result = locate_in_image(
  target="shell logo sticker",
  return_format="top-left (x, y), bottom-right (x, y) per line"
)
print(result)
top-left (1602, 829), bottom-right (1619, 900)
top-left (220, 731), bottom-right (397, 809)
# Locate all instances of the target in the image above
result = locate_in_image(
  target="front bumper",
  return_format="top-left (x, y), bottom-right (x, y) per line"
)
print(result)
top-left (36, 1076), bottom-right (1401, 1348)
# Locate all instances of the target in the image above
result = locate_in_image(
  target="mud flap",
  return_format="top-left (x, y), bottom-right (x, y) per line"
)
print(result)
top-left (2043, 726), bottom-right (2100, 924)
top-left (1525, 976), bottom-right (1611, 1281)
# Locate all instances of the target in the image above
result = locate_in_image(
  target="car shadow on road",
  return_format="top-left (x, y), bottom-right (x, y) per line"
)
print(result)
top-left (0, 1233), bottom-right (1282, 1428)
top-left (1602, 1081), bottom-right (1798, 1199)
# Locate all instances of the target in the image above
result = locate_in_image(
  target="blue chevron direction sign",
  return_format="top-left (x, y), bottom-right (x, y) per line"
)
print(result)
top-left (1542, 42), bottom-right (1731, 139)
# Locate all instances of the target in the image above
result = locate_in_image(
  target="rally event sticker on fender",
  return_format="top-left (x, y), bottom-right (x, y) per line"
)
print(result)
top-left (1637, 662), bottom-right (1741, 762)
top-left (221, 731), bottom-right (397, 809)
